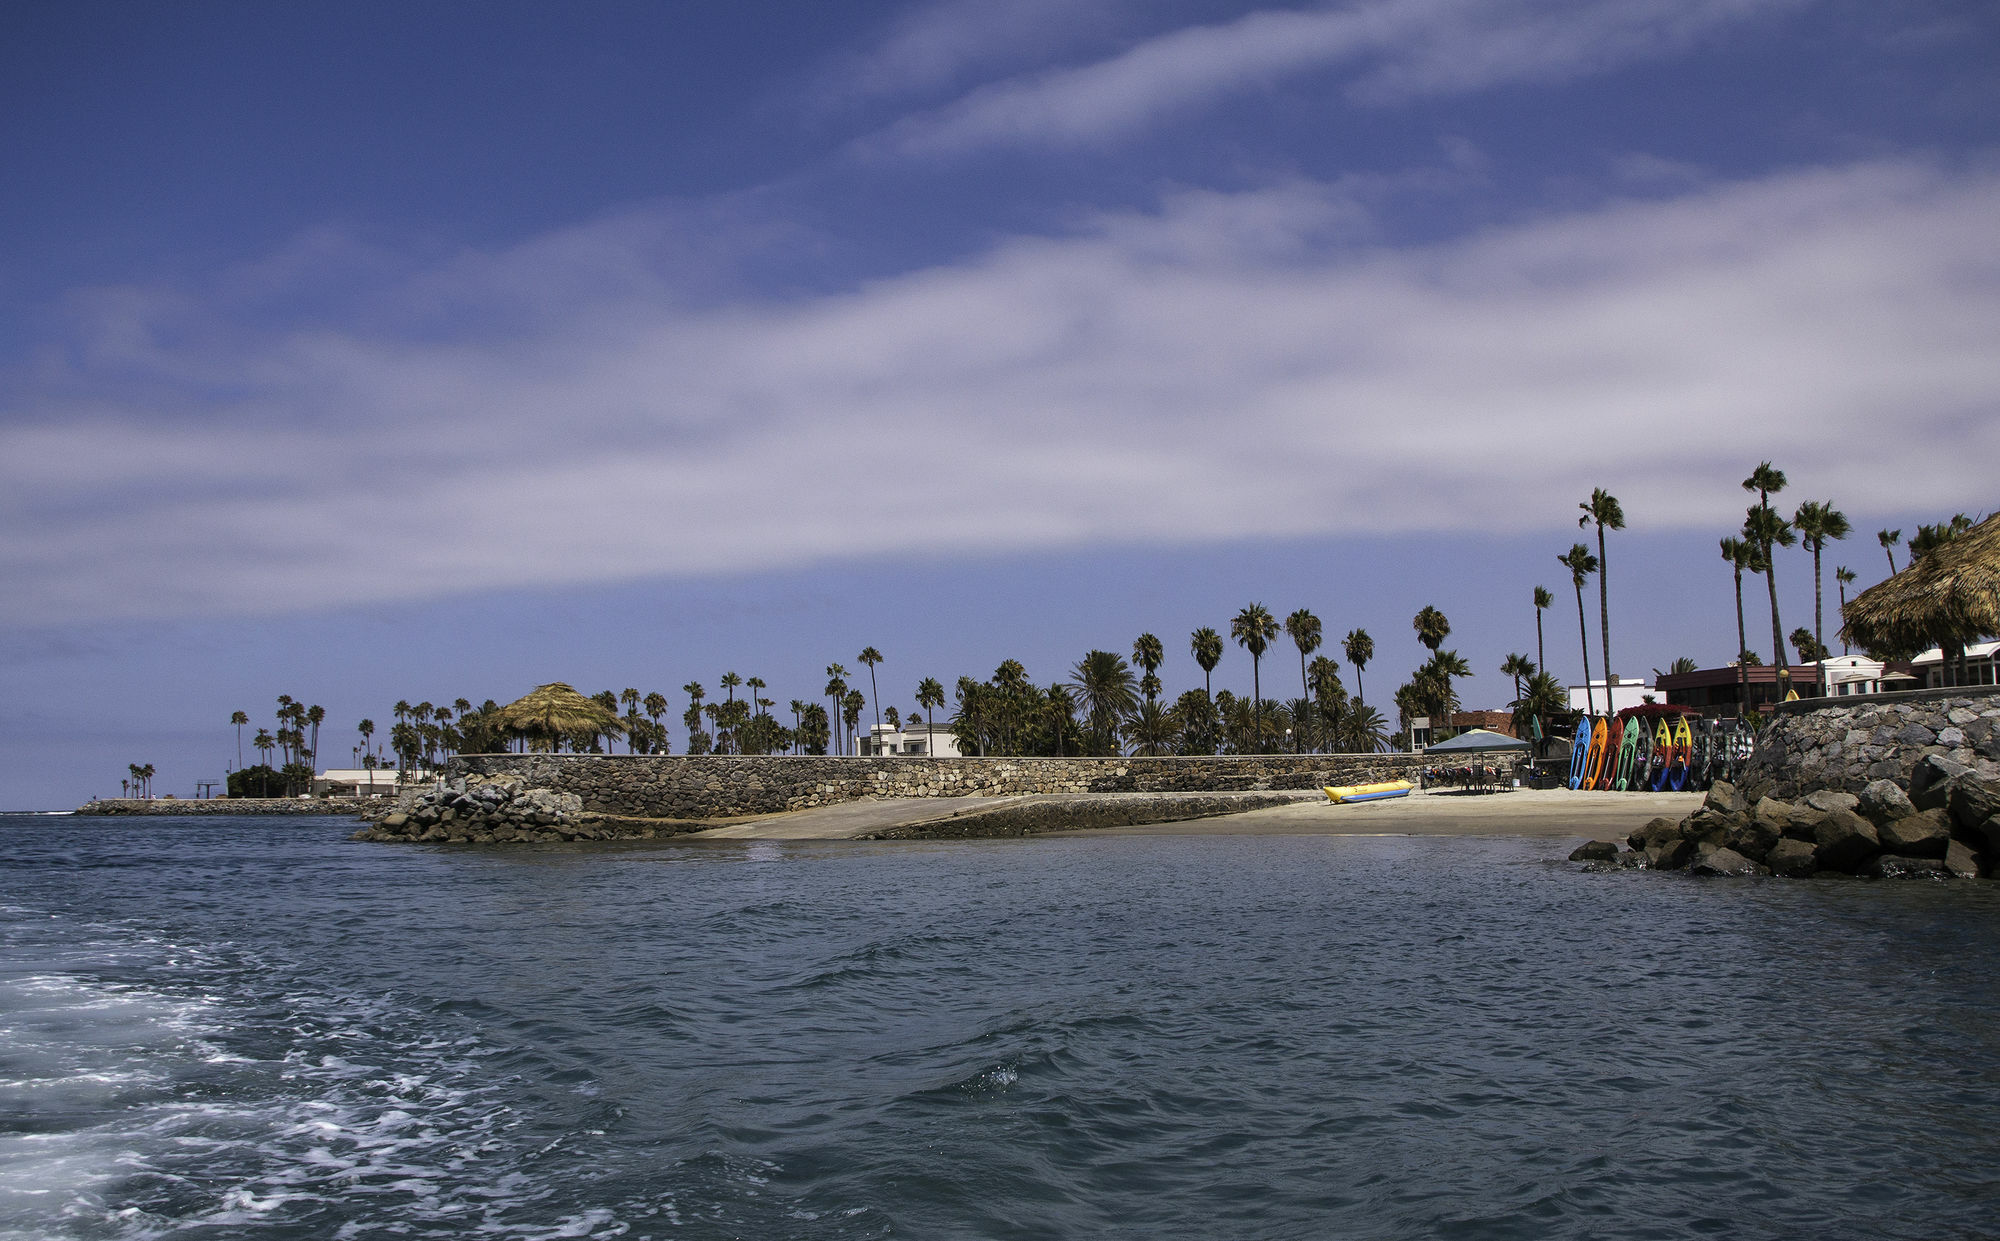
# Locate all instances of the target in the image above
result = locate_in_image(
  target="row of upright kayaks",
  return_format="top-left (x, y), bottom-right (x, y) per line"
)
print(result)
top-left (1568, 707), bottom-right (1754, 792)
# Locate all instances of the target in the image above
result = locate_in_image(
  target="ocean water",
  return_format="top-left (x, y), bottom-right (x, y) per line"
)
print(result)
top-left (2, 814), bottom-right (1997, 1240)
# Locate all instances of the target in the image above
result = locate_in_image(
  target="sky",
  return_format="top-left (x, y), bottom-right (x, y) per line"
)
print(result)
top-left (3, 0), bottom-right (1996, 808)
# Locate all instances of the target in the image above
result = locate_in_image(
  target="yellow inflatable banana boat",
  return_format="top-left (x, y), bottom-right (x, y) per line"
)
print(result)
top-left (1324, 780), bottom-right (1414, 803)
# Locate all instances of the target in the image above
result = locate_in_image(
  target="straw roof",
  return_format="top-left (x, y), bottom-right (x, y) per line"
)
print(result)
top-left (494, 682), bottom-right (625, 745)
top-left (1841, 512), bottom-right (2000, 656)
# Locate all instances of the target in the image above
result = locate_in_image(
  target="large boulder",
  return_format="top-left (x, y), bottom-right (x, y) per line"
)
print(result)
top-left (1569, 840), bottom-right (1620, 862)
top-left (1813, 809), bottom-right (1881, 872)
top-left (1629, 817), bottom-right (1684, 851)
top-left (1680, 808), bottom-right (1740, 847)
top-left (1766, 837), bottom-right (1818, 878)
top-left (1910, 754), bottom-right (1972, 811)
top-left (1690, 847), bottom-right (1764, 877)
top-left (1864, 854), bottom-right (1950, 880)
top-left (1947, 773), bottom-right (2000, 841)
top-left (1944, 840), bottom-right (1984, 880)
top-left (1856, 779), bottom-right (1915, 828)
top-left (1753, 797), bottom-right (1801, 837)
top-left (1646, 837), bottom-right (1695, 871)
top-left (1878, 808), bottom-right (1952, 859)
top-left (1703, 780), bottom-right (1747, 818)
top-left (1724, 816), bottom-right (1782, 863)
top-left (1802, 789), bottom-right (1860, 815)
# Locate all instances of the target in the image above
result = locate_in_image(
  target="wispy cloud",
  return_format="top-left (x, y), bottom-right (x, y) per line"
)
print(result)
top-left (819, 0), bottom-right (1143, 103)
top-left (870, 0), bottom-right (1811, 155)
top-left (4, 158), bottom-right (1994, 625)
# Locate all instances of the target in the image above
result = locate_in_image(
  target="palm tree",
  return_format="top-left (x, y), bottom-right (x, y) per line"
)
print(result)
top-left (1342, 628), bottom-right (1373, 707)
top-left (1307, 654), bottom-right (1344, 752)
top-left (1230, 604), bottom-right (1279, 751)
top-left (1792, 500), bottom-right (1850, 696)
top-left (1742, 502), bottom-right (1796, 699)
top-left (1719, 536), bottom-right (1760, 713)
top-left (1557, 544), bottom-right (1598, 714)
top-left (1878, 528), bottom-right (1902, 574)
top-left (1284, 609), bottom-right (1322, 752)
top-left (824, 664), bottom-right (849, 755)
top-left (1578, 488), bottom-right (1624, 694)
top-left (858, 647), bottom-right (884, 734)
top-left (1071, 650), bottom-right (1139, 755)
top-left (842, 690), bottom-right (866, 753)
top-left (229, 710), bottom-right (249, 769)
top-left (253, 728), bottom-right (275, 770)
top-left (1834, 566), bottom-right (1856, 653)
top-left (787, 698), bottom-right (805, 752)
top-left (644, 691), bottom-right (669, 731)
top-left (1742, 462), bottom-right (1793, 697)
top-left (916, 677), bottom-right (945, 758)
top-left (1132, 634), bottom-right (1164, 708)
top-left (357, 718), bottom-right (375, 768)
top-left (1190, 627), bottom-right (1223, 698)
top-left (1412, 605), bottom-right (1449, 655)
top-left (1501, 653), bottom-right (1535, 705)
top-left (1423, 649), bottom-right (1471, 734)
top-left (1532, 586), bottom-right (1552, 675)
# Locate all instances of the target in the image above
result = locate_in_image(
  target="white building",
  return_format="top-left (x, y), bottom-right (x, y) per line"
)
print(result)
top-left (313, 767), bottom-right (428, 797)
top-left (856, 722), bottom-right (961, 757)
top-left (1812, 655), bottom-right (1917, 696)
top-left (1911, 640), bottom-right (2000, 689)
top-left (1565, 675), bottom-right (1659, 715)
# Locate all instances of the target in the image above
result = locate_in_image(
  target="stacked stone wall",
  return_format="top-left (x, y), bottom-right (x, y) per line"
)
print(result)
top-left (1741, 687), bottom-right (2000, 802)
top-left (77, 798), bottom-right (365, 816)
top-left (447, 752), bottom-right (1423, 819)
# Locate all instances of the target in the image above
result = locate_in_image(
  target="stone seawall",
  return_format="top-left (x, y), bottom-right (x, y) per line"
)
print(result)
top-left (1740, 687), bottom-right (2000, 802)
top-left (448, 753), bottom-right (1423, 819)
top-left (77, 798), bottom-right (368, 816)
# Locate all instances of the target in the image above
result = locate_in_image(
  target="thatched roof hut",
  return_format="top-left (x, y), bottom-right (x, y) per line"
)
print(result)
top-left (494, 683), bottom-right (625, 751)
top-left (1841, 512), bottom-right (2000, 659)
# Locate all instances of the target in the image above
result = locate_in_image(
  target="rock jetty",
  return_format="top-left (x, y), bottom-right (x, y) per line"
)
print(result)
top-left (353, 774), bottom-right (652, 844)
top-left (1570, 755), bottom-right (1996, 879)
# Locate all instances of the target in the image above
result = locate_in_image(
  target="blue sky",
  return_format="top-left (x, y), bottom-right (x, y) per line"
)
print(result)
top-left (3, 0), bottom-right (1996, 807)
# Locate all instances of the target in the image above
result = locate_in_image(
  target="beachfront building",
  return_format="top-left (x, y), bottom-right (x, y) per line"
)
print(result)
top-left (856, 723), bottom-right (962, 758)
top-left (1815, 654), bottom-right (1920, 696)
top-left (1447, 710), bottom-right (1518, 737)
top-left (313, 767), bottom-right (429, 797)
top-left (1911, 640), bottom-right (2000, 688)
top-left (1655, 662), bottom-right (1824, 714)
top-left (1564, 675), bottom-right (1660, 715)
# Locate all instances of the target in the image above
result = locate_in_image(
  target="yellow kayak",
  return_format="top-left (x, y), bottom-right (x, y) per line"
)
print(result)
top-left (1324, 780), bottom-right (1414, 803)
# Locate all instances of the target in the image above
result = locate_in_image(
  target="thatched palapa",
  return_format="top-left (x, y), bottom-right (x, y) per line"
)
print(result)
top-left (1841, 512), bottom-right (2000, 658)
top-left (494, 682), bottom-right (625, 750)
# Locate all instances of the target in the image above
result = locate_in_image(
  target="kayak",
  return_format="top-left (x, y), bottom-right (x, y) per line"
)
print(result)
top-left (1324, 780), bottom-right (1414, 803)
top-left (1568, 717), bottom-right (1593, 789)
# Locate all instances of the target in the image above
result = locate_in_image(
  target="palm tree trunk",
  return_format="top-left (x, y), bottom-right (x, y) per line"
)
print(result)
top-left (1765, 561), bottom-right (1787, 699)
top-left (1251, 657), bottom-right (1262, 752)
top-left (1734, 566), bottom-right (1749, 715)
top-left (1574, 582), bottom-right (1594, 715)
top-left (1885, 546), bottom-right (1896, 575)
top-left (1596, 524), bottom-right (1612, 708)
top-left (1812, 544), bottom-right (1825, 697)
top-left (1535, 611), bottom-right (1545, 677)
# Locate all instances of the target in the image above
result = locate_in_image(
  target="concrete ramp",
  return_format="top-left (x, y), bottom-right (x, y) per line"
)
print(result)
top-left (677, 791), bottom-right (1317, 841)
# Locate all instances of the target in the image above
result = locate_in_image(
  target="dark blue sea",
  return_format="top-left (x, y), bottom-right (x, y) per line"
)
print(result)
top-left (3, 814), bottom-right (1997, 1240)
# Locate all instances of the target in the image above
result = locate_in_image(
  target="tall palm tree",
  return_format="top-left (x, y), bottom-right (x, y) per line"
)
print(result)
top-left (824, 664), bottom-right (849, 755)
top-left (916, 677), bottom-right (945, 758)
top-left (858, 648), bottom-right (884, 734)
top-left (1284, 609), bottom-right (1322, 753)
top-left (1834, 566), bottom-right (1856, 653)
top-left (1190, 627), bottom-right (1223, 698)
top-left (1532, 586), bottom-right (1552, 675)
top-left (1307, 654), bottom-right (1343, 752)
top-left (230, 710), bottom-right (249, 769)
top-left (787, 699), bottom-right (805, 752)
top-left (357, 718), bottom-right (375, 767)
top-left (1878, 528), bottom-right (1902, 574)
top-left (1557, 544), bottom-right (1598, 714)
top-left (1742, 462), bottom-right (1792, 697)
top-left (1500, 653), bottom-right (1535, 705)
top-left (1720, 536), bottom-right (1760, 713)
top-left (1230, 604), bottom-right (1279, 751)
top-left (644, 691), bottom-right (669, 731)
top-left (1342, 628), bottom-right (1373, 707)
top-left (1422, 649), bottom-right (1471, 732)
top-left (1578, 488), bottom-right (1624, 695)
top-left (746, 678), bottom-right (766, 717)
top-left (1742, 502), bottom-right (1796, 699)
top-left (1071, 650), bottom-right (1139, 755)
top-left (1412, 605), bottom-right (1450, 655)
top-left (1792, 500), bottom-right (1850, 696)
top-left (1131, 634), bottom-right (1164, 708)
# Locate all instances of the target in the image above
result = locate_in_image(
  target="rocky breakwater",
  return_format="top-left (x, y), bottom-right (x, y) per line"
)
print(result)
top-left (354, 774), bottom-right (648, 844)
top-left (1741, 689), bottom-right (2000, 801)
top-left (1570, 755), bottom-right (1998, 879)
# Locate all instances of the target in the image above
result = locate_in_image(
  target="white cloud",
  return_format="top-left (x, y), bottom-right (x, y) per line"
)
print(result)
top-left (3, 158), bottom-right (1996, 625)
top-left (871, 0), bottom-right (1811, 155)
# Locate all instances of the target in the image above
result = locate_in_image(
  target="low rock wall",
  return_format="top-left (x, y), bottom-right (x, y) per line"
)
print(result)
top-left (448, 753), bottom-right (1423, 819)
top-left (77, 798), bottom-right (366, 816)
top-left (1740, 687), bottom-right (2000, 802)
